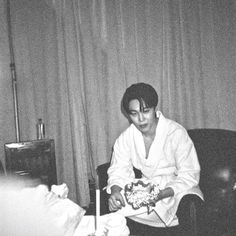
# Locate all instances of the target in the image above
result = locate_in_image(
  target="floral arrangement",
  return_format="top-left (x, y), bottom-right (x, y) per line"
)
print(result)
top-left (124, 180), bottom-right (160, 213)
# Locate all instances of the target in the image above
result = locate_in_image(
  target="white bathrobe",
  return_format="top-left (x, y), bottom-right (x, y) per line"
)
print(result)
top-left (106, 111), bottom-right (203, 227)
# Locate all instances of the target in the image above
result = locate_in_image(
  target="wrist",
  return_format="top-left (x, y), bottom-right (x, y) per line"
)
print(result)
top-left (157, 190), bottom-right (164, 200)
top-left (158, 187), bottom-right (174, 200)
top-left (111, 185), bottom-right (122, 194)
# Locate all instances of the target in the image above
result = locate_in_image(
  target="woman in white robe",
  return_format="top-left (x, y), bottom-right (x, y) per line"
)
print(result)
top-left (106, 83), bottom-right (203, 232)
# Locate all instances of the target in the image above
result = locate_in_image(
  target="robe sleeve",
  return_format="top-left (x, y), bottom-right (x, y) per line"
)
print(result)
top-left (165, 128), bottom-right (200, 195)
top-left (106, 131), bottom-right (135, 194)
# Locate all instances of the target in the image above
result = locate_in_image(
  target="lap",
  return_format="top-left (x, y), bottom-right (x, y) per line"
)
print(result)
top-left (126, 194), bottom-right (204, 236)
top-left (126, 217), bottom-right (180, 236)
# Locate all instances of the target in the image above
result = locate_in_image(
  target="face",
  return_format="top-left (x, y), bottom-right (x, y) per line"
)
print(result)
top-left (128, 99), bottom-right (157, 135)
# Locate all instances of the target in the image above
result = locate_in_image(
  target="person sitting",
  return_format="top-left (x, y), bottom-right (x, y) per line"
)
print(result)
top-left (106, 82), bottom-right (203, 235)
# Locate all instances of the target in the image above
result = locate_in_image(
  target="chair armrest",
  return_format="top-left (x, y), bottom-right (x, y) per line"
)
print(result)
top-left (96, 162), bottom-right (142, 189)
top-left (96, 162), bottom-right (110, 190)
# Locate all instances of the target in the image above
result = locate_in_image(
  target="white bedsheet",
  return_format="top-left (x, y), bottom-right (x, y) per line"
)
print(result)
top-left (73, 213), bottom-right (129, 236)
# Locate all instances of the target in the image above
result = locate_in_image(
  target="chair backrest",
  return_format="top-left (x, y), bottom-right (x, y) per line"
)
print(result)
top-left (4, 139), bottom-right (57, 188)
top-left (188, 128), bottom-right (236, 197)
top-left (0, 160), bottom-right (4, 174)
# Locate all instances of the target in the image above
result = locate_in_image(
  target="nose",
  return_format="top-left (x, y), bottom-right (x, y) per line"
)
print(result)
top-left (138, 112), bottom-right (144, 122)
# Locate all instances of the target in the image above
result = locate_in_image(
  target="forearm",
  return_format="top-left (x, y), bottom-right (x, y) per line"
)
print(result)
top-left (158, 187), bottom-right (174, 200)
top-left (107, 164), bottom-right (135, 194)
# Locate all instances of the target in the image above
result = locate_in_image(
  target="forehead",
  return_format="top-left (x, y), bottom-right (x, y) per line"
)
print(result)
top-left (128, 99), bottom-right (147, 111)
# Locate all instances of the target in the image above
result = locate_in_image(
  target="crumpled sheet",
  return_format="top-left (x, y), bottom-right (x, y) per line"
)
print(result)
top-left (47, 183), bottom-right (86, 236)
top-left (73, 212), bottom-right (130, 236)
top-left (0, 177), bottom-right (129, 236)
top-left (49, 184), bottom-right (130, 236)
top-left (0, 177), bottom-right (85, 236)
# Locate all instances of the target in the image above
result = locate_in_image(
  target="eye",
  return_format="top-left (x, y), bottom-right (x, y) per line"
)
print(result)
top-left (129, 111), bottom-right (137, 116)
top-left (143, 108), bottom-right (151, 113)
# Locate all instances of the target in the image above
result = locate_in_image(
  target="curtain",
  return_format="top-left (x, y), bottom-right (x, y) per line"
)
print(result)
top-left (3, 0), bottom-right (236, 206)
top-left (0, 0), bottom-right (16, 167)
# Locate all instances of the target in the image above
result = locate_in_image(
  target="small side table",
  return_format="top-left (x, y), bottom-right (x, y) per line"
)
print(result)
top-left (4, 139), bottom-right (57, 188)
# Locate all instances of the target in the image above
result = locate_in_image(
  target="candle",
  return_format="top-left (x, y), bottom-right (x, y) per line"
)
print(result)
top-left (95, 188), bottom-right (100, 232)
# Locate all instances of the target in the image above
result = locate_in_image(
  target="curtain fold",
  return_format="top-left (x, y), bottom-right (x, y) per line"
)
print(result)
top-left (4, 0), bottom-right (235, 206)
top-left (0, 0), bottom-right (16, 165)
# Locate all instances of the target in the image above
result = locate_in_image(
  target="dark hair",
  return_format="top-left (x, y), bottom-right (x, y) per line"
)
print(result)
top-left (122, 83), bottom-right (158, 114)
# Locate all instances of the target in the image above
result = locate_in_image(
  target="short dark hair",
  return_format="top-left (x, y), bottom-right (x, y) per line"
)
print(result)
top-left (122, 83), bottom-right (158, 114)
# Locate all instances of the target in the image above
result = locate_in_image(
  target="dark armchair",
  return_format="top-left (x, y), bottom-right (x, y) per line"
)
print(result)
top-left (188, 129), bottom-right (236, 236)
top-left (0, 160), bottom-right (4, 174)
top-left (97, 129), bottom-right (236, 236)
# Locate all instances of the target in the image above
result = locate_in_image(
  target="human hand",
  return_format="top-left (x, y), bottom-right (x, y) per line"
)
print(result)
top-left (108, 185), bottom-right (125, 212)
